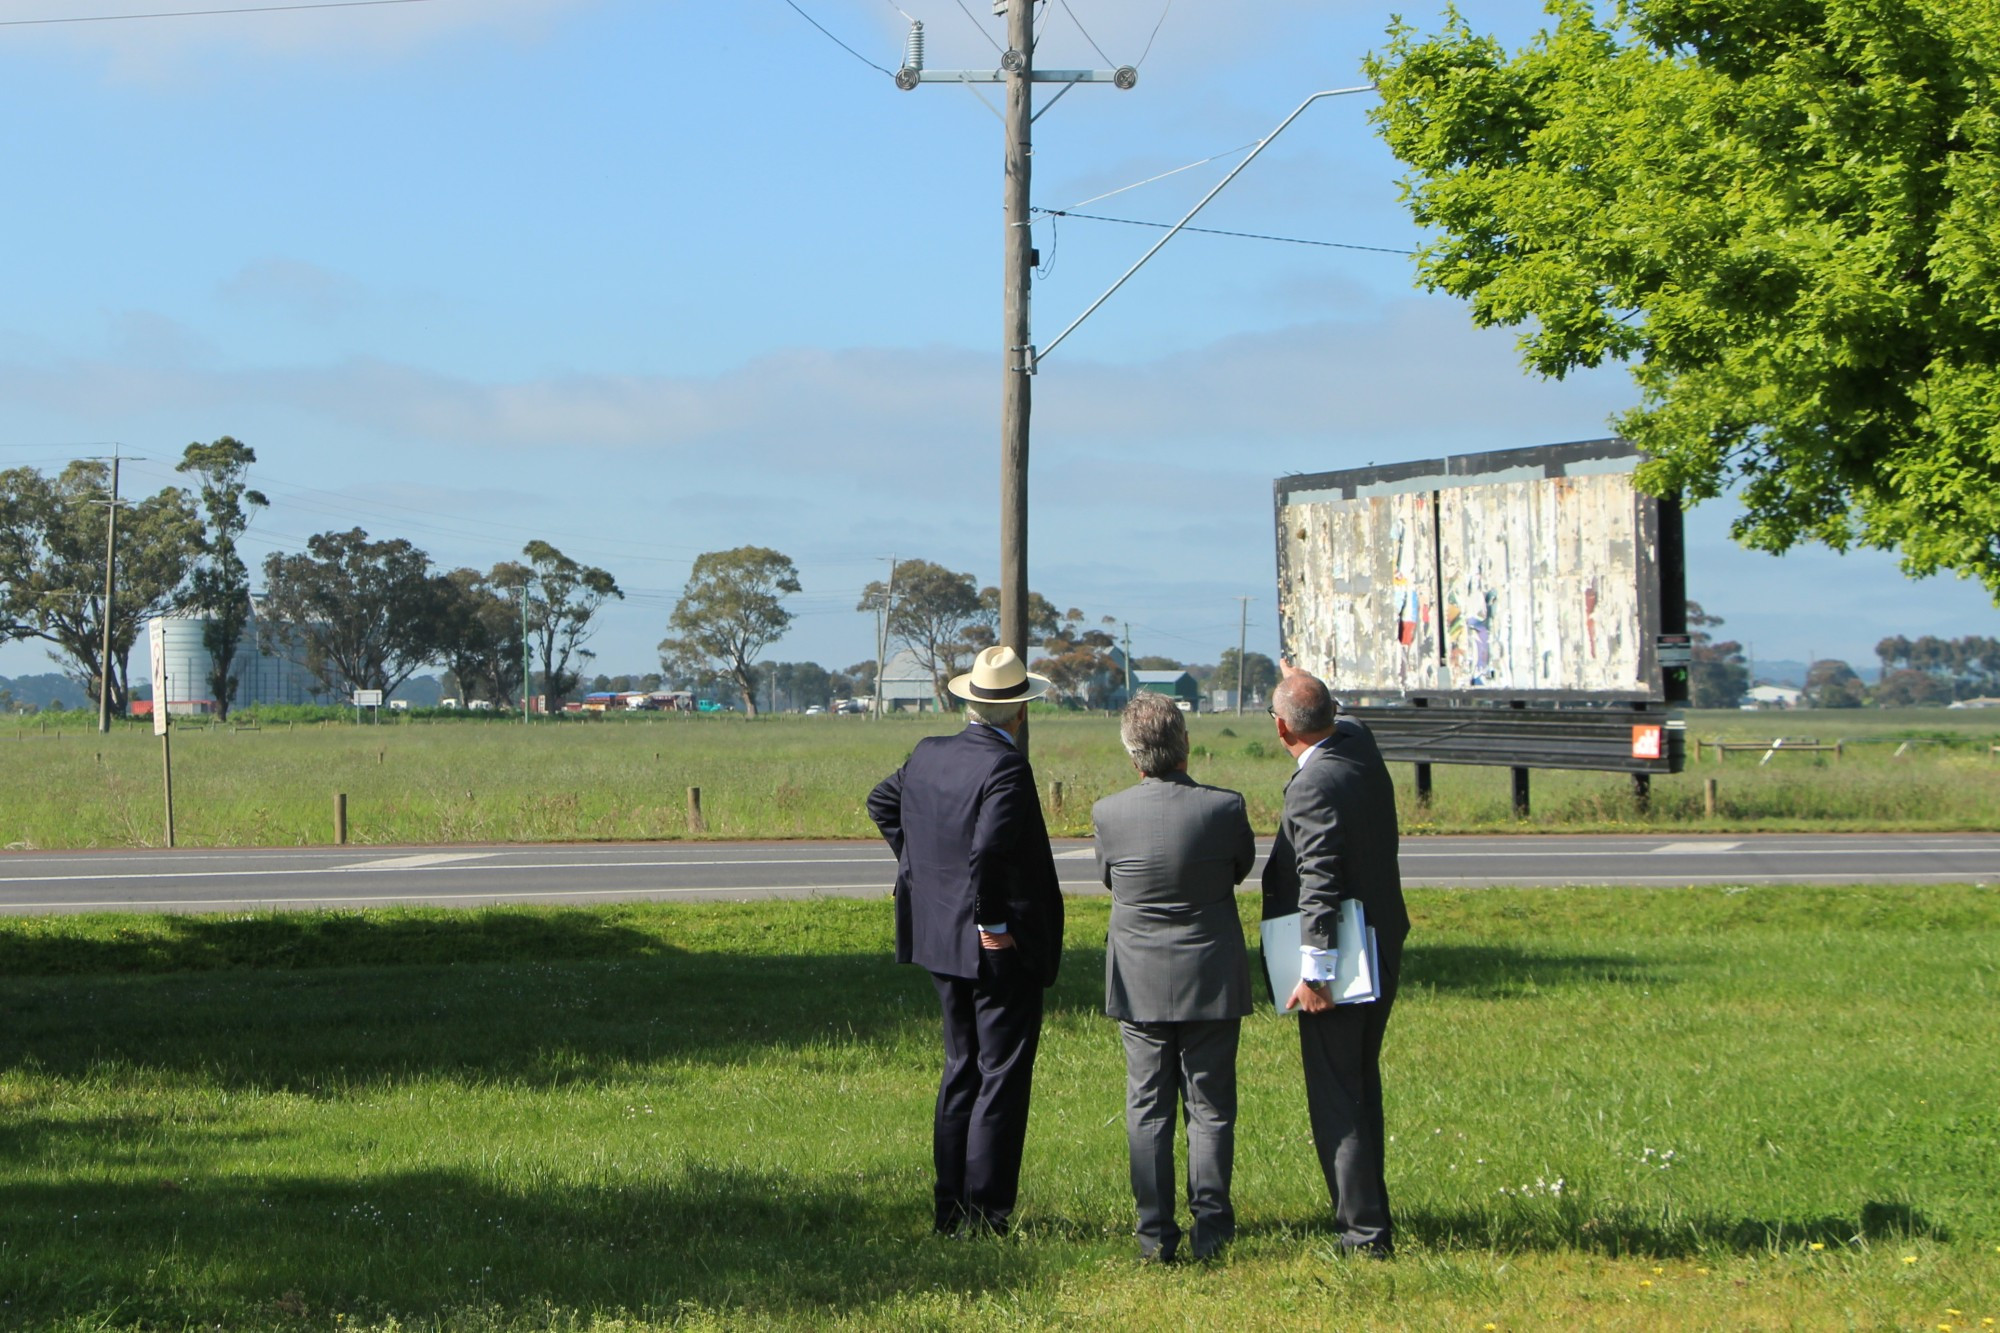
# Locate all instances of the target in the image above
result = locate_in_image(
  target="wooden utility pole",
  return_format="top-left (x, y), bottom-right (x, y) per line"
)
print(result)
top-left (998, 0), bottom-right (1034, 678)
top-left (1235, 596), bottom-right (1252, 715)
top-left (97, 453), bottom-right (121, 734)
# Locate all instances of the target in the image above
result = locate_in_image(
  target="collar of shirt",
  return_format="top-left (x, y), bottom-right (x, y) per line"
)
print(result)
top-left (968, 718), bottom-right (1017, 747)
top-left (1295, 735), bottom-right (1331, 770)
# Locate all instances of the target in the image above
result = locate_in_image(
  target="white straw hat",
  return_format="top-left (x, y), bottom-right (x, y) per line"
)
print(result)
top-left (947, 645), bottom-right (1052, 703)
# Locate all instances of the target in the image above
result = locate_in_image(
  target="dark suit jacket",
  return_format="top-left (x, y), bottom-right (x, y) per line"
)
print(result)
top-left (1092, 773), bottom-right (1255, 1023)
top-left (868, 723), bottom-right (1065, 986)
top-left (1260, 716), bottom-right (1410, 954)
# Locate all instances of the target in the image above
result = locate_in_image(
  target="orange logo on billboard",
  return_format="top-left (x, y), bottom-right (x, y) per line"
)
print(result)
top-left (1631, 724), bottom-right (1663, 760)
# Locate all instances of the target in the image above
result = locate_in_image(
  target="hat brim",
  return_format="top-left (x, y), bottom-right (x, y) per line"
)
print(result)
top-left (946, 670), bottom-right (1052, 703)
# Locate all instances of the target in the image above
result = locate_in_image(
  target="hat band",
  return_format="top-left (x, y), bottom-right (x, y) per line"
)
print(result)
top-left (968, 678), bottom-right (1029, 700)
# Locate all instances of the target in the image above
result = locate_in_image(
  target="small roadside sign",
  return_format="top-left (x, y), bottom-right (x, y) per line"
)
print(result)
top-left (148, 619), bottom-right (168, 737)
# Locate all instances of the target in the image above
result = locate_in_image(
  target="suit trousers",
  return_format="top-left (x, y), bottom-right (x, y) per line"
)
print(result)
top-left (930, 947), bottom-right (1044, 1234)
top-left (1120, 1017), bottom-right (1240, 1261)
top-left (1298, 933), bottom-right (1402, 1255)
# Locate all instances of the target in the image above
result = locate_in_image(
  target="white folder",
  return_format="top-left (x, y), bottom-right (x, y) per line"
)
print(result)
top-left (1260, 899), bottom-right (1380, 1014)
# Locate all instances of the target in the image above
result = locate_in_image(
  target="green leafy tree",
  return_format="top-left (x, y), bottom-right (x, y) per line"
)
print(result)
top-left (1132, 655), bottom-right (1183, 671)
top-left (259, 529), bottom-right (446, 697)
top-left (1214, 648), bottom-right (1277, 707)
top-left (1032, 609), bottom-right (1121, 708)
top-left (964, 585), bottom-right (1063, 657)
top-left (660, 546), bottom-right (800, 717)
top-left (521, 540), bottom-right (622, 711)
top-left (1804, 658), bottom-right (1866, 709)
top-left (1368, 2), bottom-right (2000, 598)
top-left (434, 565), bottom-right (526, 707)
top-left (175, 437), bottom-right (268, 720)
top-left (1687, 601), bottom-right (1751, 709)
top-left (1871, 668), bottom-right (1955, 707)
top-left (858, 560), bottom-right (982, 710)
top-left (0, 461), bottom-right (201, 714)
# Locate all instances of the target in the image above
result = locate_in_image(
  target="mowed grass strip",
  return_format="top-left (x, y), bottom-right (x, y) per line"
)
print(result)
top-left (1, 885), bottom-right (1996, 1330)
top-left (5, 708), bottom-right (2000, 849)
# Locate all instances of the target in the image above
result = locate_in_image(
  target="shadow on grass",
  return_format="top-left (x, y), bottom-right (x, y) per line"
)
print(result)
top-left (0, 908), bottom-right (668, 977)
top-left (1401, 941), bottom-right (1671, 997)
top-left (0, 1162), bottom-right (1057, 1327)
top-left (1394, 1198), bottom-right (1949, 1257)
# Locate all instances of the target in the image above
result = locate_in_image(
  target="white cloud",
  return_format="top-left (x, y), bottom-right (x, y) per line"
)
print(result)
top-left (11, 0), bottom-right (591, 83)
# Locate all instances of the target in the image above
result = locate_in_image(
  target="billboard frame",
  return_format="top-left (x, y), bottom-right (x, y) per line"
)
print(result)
top-left (1274, 438), bottom-right (1687, 707)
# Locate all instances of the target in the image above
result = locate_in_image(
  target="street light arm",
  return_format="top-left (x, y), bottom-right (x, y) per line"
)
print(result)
top-left (1034, 84), bottom-right (1377, 368)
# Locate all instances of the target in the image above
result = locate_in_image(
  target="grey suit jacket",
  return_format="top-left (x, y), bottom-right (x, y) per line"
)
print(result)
top-left (1259, 715), bottom-right (1410, 954)
top-left (1093, 772), bottom-right (1257, 1023)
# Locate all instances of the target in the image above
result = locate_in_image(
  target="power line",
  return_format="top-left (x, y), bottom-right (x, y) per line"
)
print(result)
top-left (1135, 0), bottom-right (1172, 67)
top-left (777, 0), bottom-right (893, 76)
top-left (0, 0), bottom-right (433, 28)
top-left (1032, 207), bottom-right (1413, 255)
top-left (1055, 0), bottom-right (1111, 67)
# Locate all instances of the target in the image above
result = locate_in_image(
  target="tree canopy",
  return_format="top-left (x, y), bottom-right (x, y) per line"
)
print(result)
top-left (660, 546), bottom-right (800, 717)
top-left (0, 461), bottom-right (201, 711)
top-left (177, 437), bottom-right (267, 719)
top-left (260, 528), bottom-right (445, 697)
top-left (1368, 1), bottom-right (2000, 598)
top-left (520, 540), bottom-right (621, 709)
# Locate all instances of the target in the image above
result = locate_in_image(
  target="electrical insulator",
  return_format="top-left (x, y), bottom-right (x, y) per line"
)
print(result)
top-left (904, 20), bottom-right (924, 73)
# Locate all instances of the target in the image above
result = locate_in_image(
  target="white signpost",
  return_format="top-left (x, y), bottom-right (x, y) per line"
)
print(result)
top-left (147, 618), bottom-right (174, 846)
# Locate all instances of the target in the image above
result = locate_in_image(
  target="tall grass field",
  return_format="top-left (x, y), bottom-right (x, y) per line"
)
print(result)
top-left (0, 885), bottom-right (1994, 1330)
top-left (4, 708), bottom-right (1999, 849)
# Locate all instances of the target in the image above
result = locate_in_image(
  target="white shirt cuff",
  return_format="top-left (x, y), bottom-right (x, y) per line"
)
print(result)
top-left (1299, 944), bottom-right (1337, 983)
top-left (978, 922), bottom-right (1009, 934)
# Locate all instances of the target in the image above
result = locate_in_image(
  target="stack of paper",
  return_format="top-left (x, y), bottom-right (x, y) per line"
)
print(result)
top-left (1259, 899), bottom-right (1380, 1014)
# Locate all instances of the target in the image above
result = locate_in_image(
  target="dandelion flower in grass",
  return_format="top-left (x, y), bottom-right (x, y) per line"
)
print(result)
top-left (1652, 1267), bottom-right (1664, 1275)
top-left (1639, 1280), bottom-right (1653, 1289)
top-left (1696, 1267), bottom-right (1710, 1275)
top-left (1904, 1256), bottom-right (1919, 1265)
top-left (1809, 1243), bottom-right (1825, 1252)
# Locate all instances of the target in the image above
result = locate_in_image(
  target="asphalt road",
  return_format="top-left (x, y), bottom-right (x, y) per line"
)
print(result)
top-left (0, 833), bottom-right (1994, 915)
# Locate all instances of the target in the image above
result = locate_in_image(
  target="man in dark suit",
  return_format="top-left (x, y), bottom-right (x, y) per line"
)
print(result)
top-left (867, 645), bottom-right (1065, 1236)
top-left (1092, 692), bottom-right (1256, 1262)
top-left (1261, 665), bottom-right (1411, 1257)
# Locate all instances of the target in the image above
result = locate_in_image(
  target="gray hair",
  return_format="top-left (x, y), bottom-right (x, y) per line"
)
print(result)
top-left (1272, 672), bottom-right (1335, 734)
top-left (1120, 692), bottom-right (1189, 777)
top-left (965, 698), bottom-right (1026, 728)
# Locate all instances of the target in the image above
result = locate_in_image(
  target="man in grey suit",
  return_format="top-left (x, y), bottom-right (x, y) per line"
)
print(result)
top-left (1261, 665), bottom-right (1410, 1258)
top-left (1092, 692), bottom-right (1256, 1262)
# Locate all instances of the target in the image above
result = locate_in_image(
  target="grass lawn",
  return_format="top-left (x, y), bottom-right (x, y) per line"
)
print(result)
top-left (5, 708), bottom-right (1999, 849)
top-left (1, 885), bottom-right (1996, 1330)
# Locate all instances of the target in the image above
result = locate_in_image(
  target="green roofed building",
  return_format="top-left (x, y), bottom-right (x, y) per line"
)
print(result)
top-left (1132, 669), bottom-right (1200, 712)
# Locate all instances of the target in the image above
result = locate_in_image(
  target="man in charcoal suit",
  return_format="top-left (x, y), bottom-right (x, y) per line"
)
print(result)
top-left (1092, 691), bottom-right (1257, 1262)
top-left (1262, 664), bottom-right (1411, 1257)
top-left (867, 646), bottom-right (1065, 1236)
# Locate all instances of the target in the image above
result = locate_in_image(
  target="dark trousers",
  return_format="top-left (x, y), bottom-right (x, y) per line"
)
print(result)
top-left (930, 948), bottom-right (1044, 1234)
top-left (1120, 1017), bottom-right (1240, 1261)
top-left (1298, 933), bottom-right (1402, 1254)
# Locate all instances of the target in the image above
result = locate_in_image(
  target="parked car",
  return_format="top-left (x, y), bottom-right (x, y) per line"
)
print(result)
top-left (804, 705), bottom-right (825, 715)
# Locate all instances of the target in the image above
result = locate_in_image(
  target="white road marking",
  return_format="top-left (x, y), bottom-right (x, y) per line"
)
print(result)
top-left (1651, 842), bottom-right (1744, 854)
top-left (336, 853), bottom-right (498, 872)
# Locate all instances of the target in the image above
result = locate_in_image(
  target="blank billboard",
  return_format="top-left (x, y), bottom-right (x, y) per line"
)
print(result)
top-left (1275, 440), bottom-right (1682, 702)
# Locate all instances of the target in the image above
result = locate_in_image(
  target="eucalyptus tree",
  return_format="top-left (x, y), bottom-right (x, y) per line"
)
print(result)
top-left (660, 546), bottom-right (800, 717)
top-left (175, 437), bottom-right (268, 719)
top-left (259, 528), bottom-right (445, 698)
top-left (0, 461), bottom-right (201, 713)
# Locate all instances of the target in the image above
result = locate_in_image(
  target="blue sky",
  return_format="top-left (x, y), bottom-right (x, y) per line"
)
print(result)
top-left (3, 0), bottom-right (1993, 685)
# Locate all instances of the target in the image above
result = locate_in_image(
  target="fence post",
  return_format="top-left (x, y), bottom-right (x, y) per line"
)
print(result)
top-left (687, 786), bottom-right (706, 834)
top-left (1704, 777), bottom-right (1718, 818)
top-left (334, 792), bottom-right (348, 845)
top-left (1050, 780), bottom-right (1064, 812)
